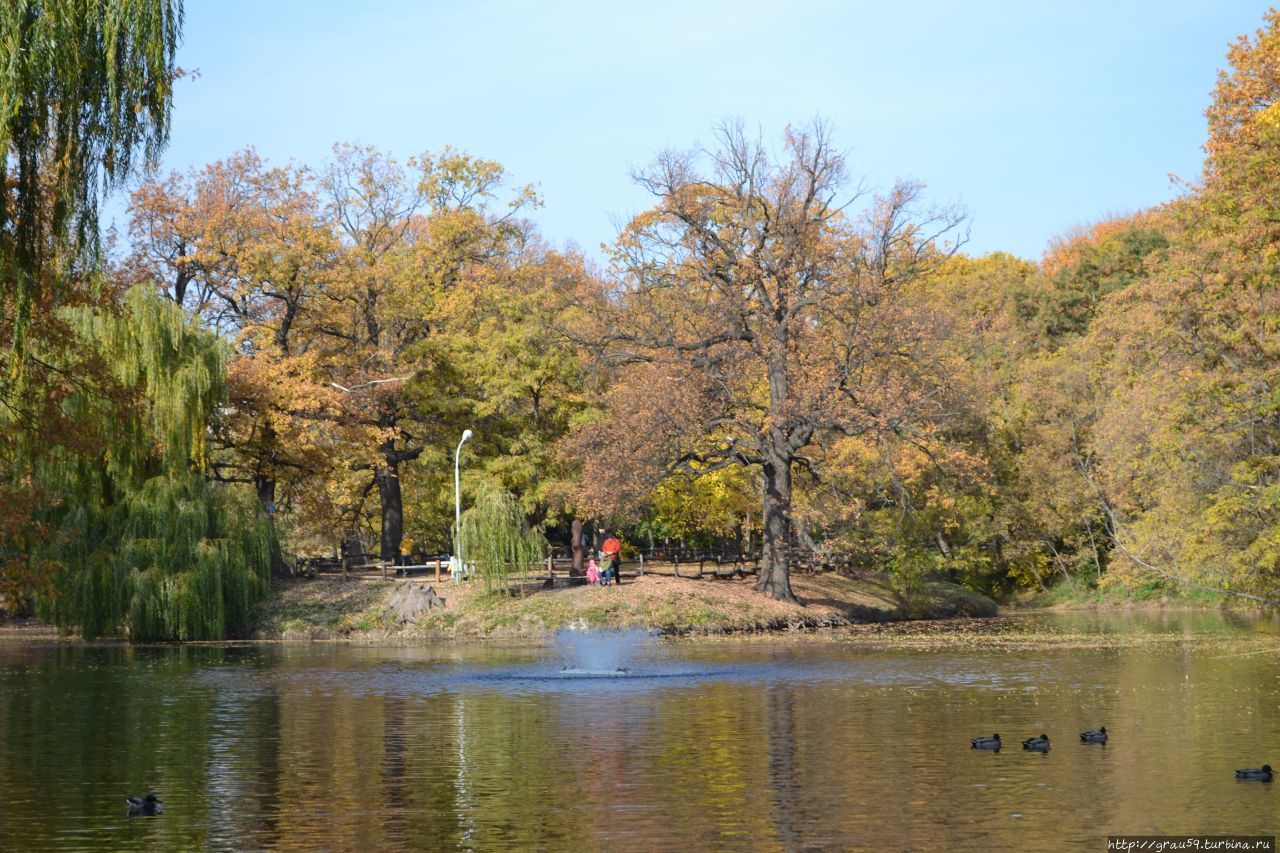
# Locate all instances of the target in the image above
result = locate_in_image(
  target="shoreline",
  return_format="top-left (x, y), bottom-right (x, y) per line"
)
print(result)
top-left (5, 573), bottom-right (1267, 646)
top-left (250, 569), bottom-right (998, 643)
top-left (1, 570), bottom-right (996, 644)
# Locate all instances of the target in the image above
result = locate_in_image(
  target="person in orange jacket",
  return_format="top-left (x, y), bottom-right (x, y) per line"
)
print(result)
top-left (601, 532), bottom-right (622, 586)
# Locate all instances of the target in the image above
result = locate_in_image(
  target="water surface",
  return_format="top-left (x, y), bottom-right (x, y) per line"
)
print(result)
top-left (1, 612), bottom-right (1277, 850)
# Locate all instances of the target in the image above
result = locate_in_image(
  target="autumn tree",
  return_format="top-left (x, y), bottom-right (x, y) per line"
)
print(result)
top-left (313, 144), bottom-right (535, 560)
top-left (995, 222), bottom-right (1167, 586)
top-left (425, 246), bottom-right (600, 522)
top-left (1018, 217), bottom-right (1169, 347)
top-left (1067, 10), bottom-right (1280, 604)
top-left (647, 466), bottom-right (757, 550)
top-left (576, 123), bottom-right (964, 602)
top-left (128, 150), bottom-right (344, 535)
top-left (126, 143), bottom-right (587, 564)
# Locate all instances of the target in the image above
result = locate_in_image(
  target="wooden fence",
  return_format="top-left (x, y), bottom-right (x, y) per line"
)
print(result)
top-left (291, 542), bottom-right (853, 583)
top-left (293, 552), bottom-right (455, 581)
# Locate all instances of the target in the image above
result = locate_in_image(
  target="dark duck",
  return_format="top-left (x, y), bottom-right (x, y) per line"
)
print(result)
top-left (126, 794), bottom-right (163, 816)
top-left (1234, 765), bottom-right (1273, 782)
top-left (1022, 734), bottom-right (1051, 752)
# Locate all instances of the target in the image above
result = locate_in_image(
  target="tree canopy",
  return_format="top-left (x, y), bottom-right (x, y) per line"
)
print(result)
top-left (9, 6), bottom-right (1280, 629)
top-left (1, 0), bottom-right (182, 353)
top-left (570, 122), bottom-right (965, 601)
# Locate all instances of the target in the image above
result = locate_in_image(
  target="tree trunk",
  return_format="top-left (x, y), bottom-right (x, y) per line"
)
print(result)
top-left (254, 470), bottom-right (276, 515)
top-left (254, 471), bottom-right (291, 579)
top-left (756, 314), bottom-right (798, 602)
top-left (935, 530), bottom-right (952, 559)
top-left (570, 519), bottom-right (585, 577)
top-left (375, 443), bottom-right (403, 562)
top-left (755, 451), bottom-right (798, 603)
top-left (253, 424), bottom-right (279, 516)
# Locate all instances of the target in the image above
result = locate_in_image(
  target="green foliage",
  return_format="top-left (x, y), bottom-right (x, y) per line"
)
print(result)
top-left (1018, 225), bottom-right (1169, 346)
top-left (75, 286), bottom-right (223, 475)
top-left (887, 548), bottom-right (935, 617)
top-left (34, 287), bottom-right (270, 640)
top-left (458, 487), bottom-right (547, 596)
top-left (647, 466), bottom-right (755, 543)
top-left (1, 0), bottom-right (182, 350)
top-left (425, 254), bottom-right (596, 522)
top-left (48, 477), bottom-right (271, 641)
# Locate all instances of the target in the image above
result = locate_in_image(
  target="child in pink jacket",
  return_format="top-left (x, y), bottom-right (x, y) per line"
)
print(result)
top-left (586, 558), bottom-right (601, 585)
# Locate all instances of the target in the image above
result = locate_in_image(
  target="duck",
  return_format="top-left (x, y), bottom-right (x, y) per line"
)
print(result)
top-left (1079, 727), bottom-right (1108, 744)
top-left (1234, 765), bottom-right (1273, 782)
top-left (971, 734), bottom-right (1002, 750)
top-left (126, 794), bottom-right (163, 816)
top-left (1022, 734), bottom-right (1051, 752)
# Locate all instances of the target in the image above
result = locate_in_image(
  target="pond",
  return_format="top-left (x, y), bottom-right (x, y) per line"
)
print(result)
top-left (1, 611), bottom-right (1277, 850)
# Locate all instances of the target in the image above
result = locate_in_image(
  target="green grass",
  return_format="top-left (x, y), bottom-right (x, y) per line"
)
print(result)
top-left (1020, 573), bottom-right (1228, 608)
top-left (420, 612), bottom-right (462, 629)
top-left (683, 606), bottom-right (729, 627)
top-left (332, 609), bottom-right (391, 633)
top-left (581, 603), bottom-right (630, 626)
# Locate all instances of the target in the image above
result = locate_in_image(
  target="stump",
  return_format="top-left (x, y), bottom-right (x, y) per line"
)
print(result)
top-left (385, 582), bottom-right (446, 624)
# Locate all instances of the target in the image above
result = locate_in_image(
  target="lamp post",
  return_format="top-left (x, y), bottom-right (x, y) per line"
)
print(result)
top-left (454, 428), bottom-right (474, 575)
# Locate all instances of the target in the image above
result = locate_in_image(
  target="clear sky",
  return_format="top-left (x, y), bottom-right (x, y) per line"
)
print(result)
top-left (115, 0), bottom-right (1274, 263)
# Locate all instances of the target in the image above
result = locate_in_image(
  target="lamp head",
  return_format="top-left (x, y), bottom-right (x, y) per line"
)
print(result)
top-left (461, 429), bottom-right (473, 442)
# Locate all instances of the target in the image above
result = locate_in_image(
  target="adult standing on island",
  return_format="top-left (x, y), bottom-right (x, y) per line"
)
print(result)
top-left (602, 532), bottom-right (623, 586)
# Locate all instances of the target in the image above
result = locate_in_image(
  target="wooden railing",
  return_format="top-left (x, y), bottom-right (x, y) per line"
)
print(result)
top-left (292, 543), bottom-right (854, 582)
top-left (293, 552), bottom-right (454, 580)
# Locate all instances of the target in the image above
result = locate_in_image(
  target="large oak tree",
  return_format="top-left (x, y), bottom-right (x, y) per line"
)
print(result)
top-left (576, 123), bottom-right (964, 602)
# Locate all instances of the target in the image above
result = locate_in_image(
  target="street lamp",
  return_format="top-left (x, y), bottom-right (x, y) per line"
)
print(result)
top-left (454, 428), bottom-right (474, 577)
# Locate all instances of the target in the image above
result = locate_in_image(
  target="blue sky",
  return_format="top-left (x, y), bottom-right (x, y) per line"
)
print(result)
top-left (115, 0), bottom-right (1273, 262)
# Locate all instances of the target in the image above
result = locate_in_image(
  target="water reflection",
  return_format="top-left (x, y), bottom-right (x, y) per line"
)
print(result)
top-left (0, 613), bottom-right (1277, 850)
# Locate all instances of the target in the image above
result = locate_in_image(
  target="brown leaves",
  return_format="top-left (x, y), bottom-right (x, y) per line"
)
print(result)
top-left (561, 361), bottom-right (712, 520)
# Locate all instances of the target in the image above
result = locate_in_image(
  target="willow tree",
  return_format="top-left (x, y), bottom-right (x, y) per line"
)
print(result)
top-left (582, 122), bottom-right (964, 602)
top-left (458, 488), bottom-right (547, 596)
top-left (1, 0), bottom-right (183, 607)
top-left (0, 0), bottom-right (182, 350)
top-left (35, 286), bottom-right (272, 640)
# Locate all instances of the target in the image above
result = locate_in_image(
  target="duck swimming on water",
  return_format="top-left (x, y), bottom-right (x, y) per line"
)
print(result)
top-left (1022, 734), bottom-right (1050, 751)
top-left (126, 794), bottom-right (163, 816)
top-left (1234, 765), bottom-right (1273, 782)
top-left (970, 734), bottom-right (1001, 750)
top-left (1079, 727), bottom-right (1108, 744)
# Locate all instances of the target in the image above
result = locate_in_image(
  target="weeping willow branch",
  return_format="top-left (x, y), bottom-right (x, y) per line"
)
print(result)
top-left (1, 1), bottom-right (184, 357)
top-left (33, 286), bottom-right (272, 640)
top-left (458, 488), bottom-right (547, 596)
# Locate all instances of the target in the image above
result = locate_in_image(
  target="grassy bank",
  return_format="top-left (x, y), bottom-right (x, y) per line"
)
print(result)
top-left (251, 570), bottom-right (997, 641)
top-left (1016, 573), bottom-right (1230, 610)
